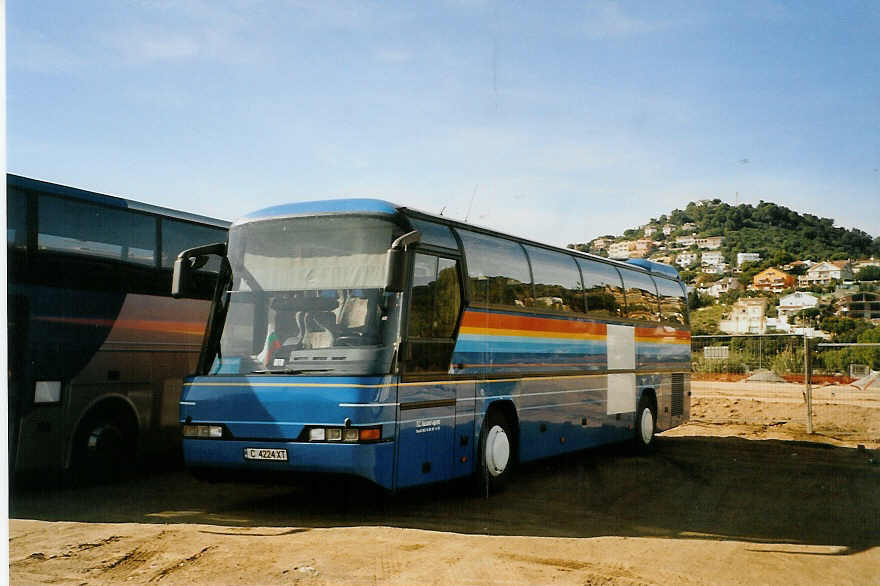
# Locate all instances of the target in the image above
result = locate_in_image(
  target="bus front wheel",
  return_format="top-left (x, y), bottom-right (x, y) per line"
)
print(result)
top-left (72, 408), bottom-right (136, 484)
top-left (478, 410), bottom-right (515, 495)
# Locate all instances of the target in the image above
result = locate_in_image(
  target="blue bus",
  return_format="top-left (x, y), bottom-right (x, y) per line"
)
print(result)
top-left (173, 199), bottom-right (690, 492)
top-left (7, 175), bottom-right (229, 482)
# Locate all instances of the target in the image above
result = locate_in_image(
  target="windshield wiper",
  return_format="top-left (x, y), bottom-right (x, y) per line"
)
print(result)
top-left (249, 368), bottom-right (332, 375)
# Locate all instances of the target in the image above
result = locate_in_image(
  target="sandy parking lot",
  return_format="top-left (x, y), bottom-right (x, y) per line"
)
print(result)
top-left (10, 382), bottom-right (880, 585)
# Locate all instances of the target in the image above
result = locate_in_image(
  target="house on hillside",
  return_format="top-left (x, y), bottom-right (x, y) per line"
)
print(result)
top-left (854, 258), bottom-right (880, 272)
top-left (702, 250), bottom-right (724, 266)
top-left (675, 235), bottom-right (696, 247)
top-left (590, 238), bottom-right (611, 252)
top-left (643, 226), bottom-right (658, 237)
top-left (798, 261), bottom-right (854, 287)
top-left (783, 260), bottom-right (814, 272)
top-left (607, 240), bottom-right (634, 259)
top-left (736, 252), bottom-right (761, 267)
top-left (696, 236), bottom-right (723, 249)
top-left (701, 277), bottom-right (743, 298)
top-left (835, 292), bottom-right (880, 320)
top-left (632, 238), bottom-right (654, 258)
top-left (752, 267), bottom-right (795, 293)
top-left (676, 252), bottom-right (698, 267)
top-left (720, 298), bottom-right (768, 334)
top-left (662, 223), bottom-right (674, 236)
top-left (770, 291), bottom-right (820, 332)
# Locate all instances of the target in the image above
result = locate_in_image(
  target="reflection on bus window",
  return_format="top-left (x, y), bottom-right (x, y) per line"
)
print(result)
top-left (622, 270), bottom-right (660, 322)
top-left (457, 229), bottom-right (532, 308)
top-left (655, 277), bottom-right (687, 326)
top-left (38, 195), bottom-right (156, 265)
top-left (578, 259), bottom-right (626, 318)
top-left (7, 187), bottom-right (28, 249)
top-left (525, 245), bottom-right (585, 314)
top-left (162, 219), bottom-right (226, 272)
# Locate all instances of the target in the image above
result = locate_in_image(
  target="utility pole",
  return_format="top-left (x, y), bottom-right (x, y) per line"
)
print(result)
top-left (804, 332), bottom-right (813, 434)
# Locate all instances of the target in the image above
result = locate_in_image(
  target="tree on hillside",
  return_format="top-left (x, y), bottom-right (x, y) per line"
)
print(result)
top-left (856, 266), bottom-right (880, 281)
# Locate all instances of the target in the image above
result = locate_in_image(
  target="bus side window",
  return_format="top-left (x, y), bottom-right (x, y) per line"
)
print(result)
top-left (7, 187), bottom-right (28, 250)
top-left (406, 254), bottom-right (462, 377)
top-left (621, 270), bottom-right (661, 322)
top-left (456, 229), bottom-right (532, 308)
top-left (524, 245), bottom-right (585, 314)
top-left (38, 195), bottom-right (156, 265)
top-left (656, 277), bottom-right (688, 326)
top-left (577, 259), bottom-right (626, 318)
top-left (162, 219), bottom-right (227, 272)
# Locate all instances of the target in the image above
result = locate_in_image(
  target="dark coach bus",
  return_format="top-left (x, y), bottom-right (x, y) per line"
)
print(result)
top-left (7, 175), bottom-right (229, 482)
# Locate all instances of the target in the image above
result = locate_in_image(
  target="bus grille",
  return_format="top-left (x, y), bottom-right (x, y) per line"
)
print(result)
top-left (670, 373), bottom-right (684, 416)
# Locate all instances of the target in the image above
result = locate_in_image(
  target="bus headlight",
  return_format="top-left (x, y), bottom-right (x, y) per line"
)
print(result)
top-left (182, 424), bottom-right (223, 438)
top-left (305, 426), bottom-right (382, 443)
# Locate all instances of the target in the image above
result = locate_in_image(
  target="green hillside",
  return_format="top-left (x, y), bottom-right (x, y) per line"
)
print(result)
top-left (574, 200), bottom-right (880, 263)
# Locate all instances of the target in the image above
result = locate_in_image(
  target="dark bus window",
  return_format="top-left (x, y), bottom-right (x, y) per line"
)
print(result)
top-left (407, 217), bottom-right (459, 250)
top-left (524, 245), bottom-right (585, 314)
top-left (621, 269), bottom-right (660, 322)
top-left (7, 187), bottom-right (28, 249)
top-left (577, 259), bottom-right (626, 318)
top-left (406, 254), bottom-right (462, 377)
top-left (656, 276), bottom-right (687, 326)
top-left (457, 229), bottom-right (532, 308)
top-left (38, 195), bottom-right (156, 265)
top-left (162, 219), bottom-right (227, 272)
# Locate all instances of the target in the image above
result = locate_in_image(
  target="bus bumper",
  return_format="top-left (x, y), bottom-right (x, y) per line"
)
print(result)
top-left (183, 438), bottom-right (396, 490)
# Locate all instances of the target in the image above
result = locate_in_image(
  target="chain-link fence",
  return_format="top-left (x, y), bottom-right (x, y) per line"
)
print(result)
top-left (688, 335), bottom-right (879, 444)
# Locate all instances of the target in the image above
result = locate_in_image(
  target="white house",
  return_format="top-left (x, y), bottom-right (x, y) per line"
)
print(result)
top-left (736, 252), bottom-right (761, 267)
top-left (720, 298), bottom-right (768, 334)
top-left (702, 277), bottom-right (743, 298)
top-left (697, 236), bottom-right (723, 249)
top-left (643, 226), bottom-right (658, 237)
top-left (675, 235), bottom-right (696, 247)
top-left (772, 291), bottom-right (820, 332)
top-left (702, 250), bottom-right (725, 266)
top-left (798, 261), bottom-right (854, 286)
top-left (676, 252), bottom-right (698, 267)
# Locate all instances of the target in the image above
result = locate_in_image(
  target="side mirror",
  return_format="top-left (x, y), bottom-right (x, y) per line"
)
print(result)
top-left (384, 230), bottom-right (420, 292)
top-left (171, 242), bottom-right (227, 299)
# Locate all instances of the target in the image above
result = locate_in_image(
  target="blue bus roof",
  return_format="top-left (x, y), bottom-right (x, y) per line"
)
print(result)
top-left (238, 199), bottom-right (400, 224)
top-left (235, 197), bottom-right (682, 282)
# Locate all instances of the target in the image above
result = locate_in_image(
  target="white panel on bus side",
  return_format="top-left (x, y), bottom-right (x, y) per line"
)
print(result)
top-left (607, 373), bottom-right (637, 414)
top-left (606, 325), bottom-right (636, 415)
top-left (606, 324), bottom-right (635, 370)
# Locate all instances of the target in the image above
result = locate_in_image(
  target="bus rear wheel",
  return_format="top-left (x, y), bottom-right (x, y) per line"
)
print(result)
top-left (633, 394), bottom-right (657, 453)
top-left (73, 408), bottom-right (136, 485)
top-left (478, 410), bottom-right (515, 495)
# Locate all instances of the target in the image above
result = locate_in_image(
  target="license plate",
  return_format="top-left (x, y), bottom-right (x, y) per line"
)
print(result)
top-left (243, 448), bottom-right (288, 461)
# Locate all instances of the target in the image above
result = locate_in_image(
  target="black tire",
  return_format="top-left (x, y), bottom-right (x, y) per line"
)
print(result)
top-left (72, 408), bottom-right (137, 485)
top-left (477, 410), bottom-right (515, 495)
top-left (633, 393), bottom-right (657, 453)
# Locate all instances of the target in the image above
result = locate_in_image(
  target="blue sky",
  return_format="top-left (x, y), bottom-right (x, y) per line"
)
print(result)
top-left (8, 1), bottom-right (880, 246)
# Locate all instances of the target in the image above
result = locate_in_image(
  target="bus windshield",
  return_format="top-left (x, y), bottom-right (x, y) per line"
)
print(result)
top-left (213, 214), bottom-right (401, 375)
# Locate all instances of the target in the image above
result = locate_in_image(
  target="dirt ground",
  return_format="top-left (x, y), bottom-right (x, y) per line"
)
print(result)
top-left (10, 382), bottom-right (880, 585)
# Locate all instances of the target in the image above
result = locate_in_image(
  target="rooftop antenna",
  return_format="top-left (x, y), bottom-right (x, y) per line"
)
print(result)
top-left (465, 184), bottom-right (478, 222)
top-left (439, 205), bottom-right (446, 216)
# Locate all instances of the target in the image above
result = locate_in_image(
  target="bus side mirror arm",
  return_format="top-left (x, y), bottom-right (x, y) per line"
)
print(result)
top-left (172, 242), bottom-right (228, 299)
top-left (384, 230), bottom-right (420, 292)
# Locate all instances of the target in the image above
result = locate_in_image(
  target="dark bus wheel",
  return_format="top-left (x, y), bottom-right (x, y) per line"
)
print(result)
top-left (73, 410), bottom-right (136, 485)
top-left (478, 410), bottom-right (515, 495)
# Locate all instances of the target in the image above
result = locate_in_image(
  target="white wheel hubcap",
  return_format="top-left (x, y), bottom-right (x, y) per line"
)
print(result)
top-left (485, 425), bottom-right (510, 477)
top-left (640, 407), bottom-right (654, 444)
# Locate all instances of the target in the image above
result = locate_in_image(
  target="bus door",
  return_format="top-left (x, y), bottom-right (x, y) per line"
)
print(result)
top-left (395, 253), bottom-right (463, 488)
